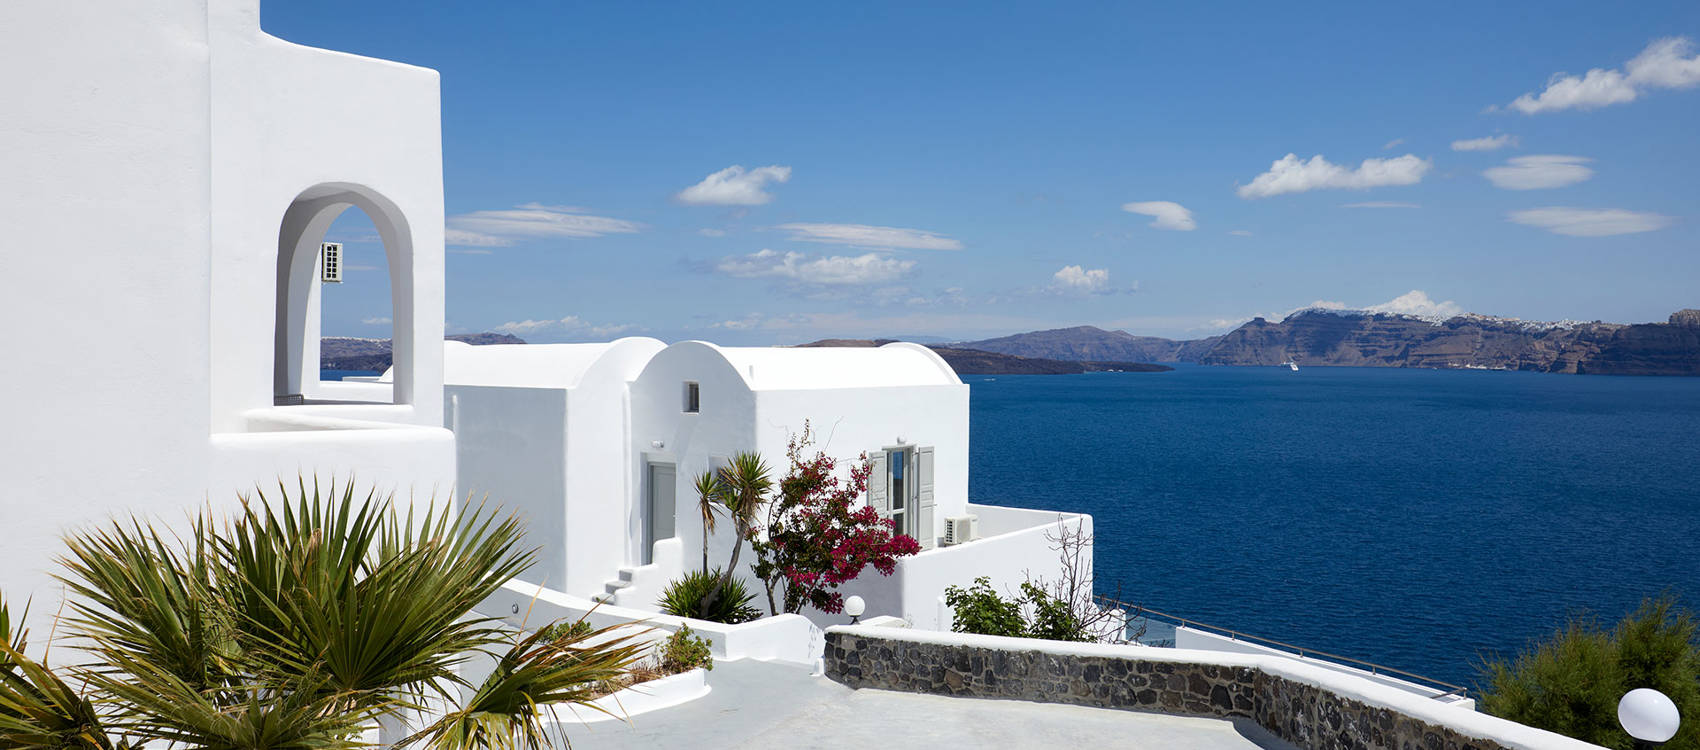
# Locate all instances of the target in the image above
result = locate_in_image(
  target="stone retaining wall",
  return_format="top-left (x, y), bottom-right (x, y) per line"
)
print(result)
top-left (824, 630), bottom-right (1538, 750)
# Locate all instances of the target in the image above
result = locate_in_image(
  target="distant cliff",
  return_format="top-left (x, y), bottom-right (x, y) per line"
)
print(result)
top-left (951, 309), bottom-right (1700, 376)
top-left (956, 326), bottom-right (1222, 363)
top-left (796, 339), bottom-right (1172, 375)
top-left (1198, 309), bottom-right (1700, 375)
top-left (320, 333), bottom-right (525, 371)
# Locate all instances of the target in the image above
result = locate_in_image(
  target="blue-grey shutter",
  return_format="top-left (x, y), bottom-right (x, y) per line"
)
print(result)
top-left (914, 447), bottom-right (935, 550)
top-left (867, 452), bottom-right (888, 517)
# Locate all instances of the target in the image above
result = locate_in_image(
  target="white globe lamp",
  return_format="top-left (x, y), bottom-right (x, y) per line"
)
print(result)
top-left (1619, 688), bottom-right (1680, 746)
top-left (843, 595), bottom-right (866, 624)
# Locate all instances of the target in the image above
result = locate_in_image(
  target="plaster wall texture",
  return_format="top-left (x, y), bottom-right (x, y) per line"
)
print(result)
top-left (439, 338), bottom-right (666, 597)
top-left (207, 0), bottom-right (445, 432)
top-left (823, 627), bottom-right (1606, 750)
top-left (482, 579), bottom-right (824, 665)
top-left (0, 1), bottom-right (453, 641)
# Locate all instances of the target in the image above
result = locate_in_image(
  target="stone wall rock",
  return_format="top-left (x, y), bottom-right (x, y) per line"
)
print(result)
top-left (824, 631), bottom-right (1523, 750)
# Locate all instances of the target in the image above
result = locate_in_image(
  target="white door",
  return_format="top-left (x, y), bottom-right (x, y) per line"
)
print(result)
top-left (645, 463), bottom-right (676, 565)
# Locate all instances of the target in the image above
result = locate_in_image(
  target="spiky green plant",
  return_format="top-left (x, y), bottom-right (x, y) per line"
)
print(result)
top-left (413, 619), bottom-right (646, 750)
top-left (0, 600), bottom-right (124, 750)
top-left (0, 477), bottom-right (645, 750)
top-left (713, 452), bottom-right (771, 582)
top-left (656, 569), bottom-right (761, 624)
top-left (693, 471), bottom-right (725, 573)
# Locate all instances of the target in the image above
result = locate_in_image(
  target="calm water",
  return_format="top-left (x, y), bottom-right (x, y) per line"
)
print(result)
top-left (322, 369), bottom-right (381, 381)
top-left (967, 365), bottom-right (1700, 688)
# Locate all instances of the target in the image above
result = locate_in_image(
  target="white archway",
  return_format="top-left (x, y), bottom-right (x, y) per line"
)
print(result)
top-left (274, 182), bottom-right (415, 406)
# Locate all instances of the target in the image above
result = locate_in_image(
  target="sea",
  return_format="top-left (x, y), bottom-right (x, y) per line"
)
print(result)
top-left (966, 365), bottom-right (1700, 689)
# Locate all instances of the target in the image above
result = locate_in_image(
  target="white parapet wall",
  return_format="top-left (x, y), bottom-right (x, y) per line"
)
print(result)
top-left (829, 504), bottom-right (1089, 631)
top-left (482, 579), bottom-right (824, 666)
top-left (1173, 626), bottom-right (1475, 709)
top-left (823, 625), bottom-right (1607, 750)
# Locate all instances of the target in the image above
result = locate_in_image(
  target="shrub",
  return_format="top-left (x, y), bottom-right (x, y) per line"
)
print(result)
top-left (944, 576), bottom-right (1027, 638)
top-left (657, 625), bottom-right (713, 674)
top-left (536, 617), bottom-right (594, 643)
top-left (657, 568), bottom-right (761, 624)
top-left (1479, 597), bottom-right (1700, 749)
top-left (0, 479), bottom-right (648, 750)
top-left (943, 577), bottom-right (1096, 642)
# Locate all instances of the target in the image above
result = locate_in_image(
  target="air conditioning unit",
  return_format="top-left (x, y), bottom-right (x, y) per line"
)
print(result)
top-left (320, 242), bottom-right (343, 283)
top-left (943, 514), bottom-right (978, 546)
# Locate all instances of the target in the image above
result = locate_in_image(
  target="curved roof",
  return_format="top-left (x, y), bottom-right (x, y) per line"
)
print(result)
top-left (385, 337), bottom-right (665, 389)
top-left (708, 342), bottom-right (961, 390)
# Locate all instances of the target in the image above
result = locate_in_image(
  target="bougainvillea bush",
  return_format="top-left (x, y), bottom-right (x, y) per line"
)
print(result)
top-left (750, 426), bottom-right (921, 615)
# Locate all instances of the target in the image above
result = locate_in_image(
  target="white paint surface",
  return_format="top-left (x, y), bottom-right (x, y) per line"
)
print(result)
top-left (0, 1), bottom-right (452, 641)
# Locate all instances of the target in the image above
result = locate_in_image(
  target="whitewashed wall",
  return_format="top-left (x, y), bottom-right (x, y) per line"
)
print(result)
top-left (0, 1), bottom-right (452, 642)
top-left (207, 0), bottom-right (444, 432)
top-left (626, 343), bottom-right (759, 595)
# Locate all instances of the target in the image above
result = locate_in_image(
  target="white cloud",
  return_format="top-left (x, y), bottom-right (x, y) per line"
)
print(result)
top-left (698, 228), bottom-right (728, 237)
top-left (1051, 265), bottom-right (1112, 294)
top-left (1382, 138), bottom-right (1405, 150)
top-left (447, 203), bottom-right (642, 247)
top-left (1482, 155), bottom-right (1594, 190)
top-left (1508, 37), bottom-right (1700, 114)
top-left (1451, 134), bottom-right (1518, 151)
top-left (1120, 200), bottom-right (1197, 231)
top-left (1342, 201), bottom-right (1421, 209)
top-left (1507, 207), bottom-right (1673, 237)
top-left (493, 315), bottom-right (638, 338)
top-left (676, 165), bottom-right (792, 206)
top-left (1227, 229), bottom-right (1254, 237)
top-left (1237, 153), bottom-right (1432, 199)
top-left (1365, 290), bottom-right (1463, 319)
top-left (775, 223), bottom-right (963, 250)
top-left (361, 316), bottom-right (392, 325)
top-left (716, 248), bottom-right (915, 286)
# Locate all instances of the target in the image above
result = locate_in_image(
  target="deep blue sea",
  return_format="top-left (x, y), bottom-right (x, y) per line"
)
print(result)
top-left (967, 365), bottom-right (1700, 688)
top-left (322, 369), bottom-right (381, 381)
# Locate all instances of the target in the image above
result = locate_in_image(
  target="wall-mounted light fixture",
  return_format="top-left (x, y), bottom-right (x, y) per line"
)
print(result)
top-left (651, 440), bottom-right (666, 449)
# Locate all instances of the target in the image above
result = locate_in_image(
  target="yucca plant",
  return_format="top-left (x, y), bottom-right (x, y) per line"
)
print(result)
top-left (713, 452), bottom-right (771, 583)
top-left (656, 569), bottom-right (761, 624)
top-left (0, 477), bottom-right (646, 750)
top-left (693, 470), bottom-right (725, 573)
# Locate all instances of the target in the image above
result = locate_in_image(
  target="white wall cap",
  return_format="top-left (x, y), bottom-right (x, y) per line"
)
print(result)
top-left (823, 626), bottom-right (1607, 750)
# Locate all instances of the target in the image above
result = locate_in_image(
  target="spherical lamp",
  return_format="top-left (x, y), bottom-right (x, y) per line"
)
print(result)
top-left (1619, 688), bottom-right (1680, 745)
top-left (843, 595), bottom-right (866, 625)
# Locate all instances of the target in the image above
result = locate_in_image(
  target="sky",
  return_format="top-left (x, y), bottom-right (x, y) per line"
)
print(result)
top-left (266, 1), bottom-right (1700, 345)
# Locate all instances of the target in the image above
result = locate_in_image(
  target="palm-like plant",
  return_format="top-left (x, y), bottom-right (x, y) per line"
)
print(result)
top-left (692, 471), bottom-right (725, 573)
top-left (0, 478), bottom-right (645, 750)
top-left (714, 453), bottom-right (771, 579)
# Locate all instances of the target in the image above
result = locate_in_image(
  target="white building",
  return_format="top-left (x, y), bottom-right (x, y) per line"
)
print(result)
top-left (0, 1), bottom-right (455, 639)
top-left (432, 338), bottom-right (667, 596)
top-left (440, 340), bottom-right (1086, 630)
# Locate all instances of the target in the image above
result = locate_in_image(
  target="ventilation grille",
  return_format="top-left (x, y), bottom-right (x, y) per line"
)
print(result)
top-left (321, 242), bottom-right (343, 283)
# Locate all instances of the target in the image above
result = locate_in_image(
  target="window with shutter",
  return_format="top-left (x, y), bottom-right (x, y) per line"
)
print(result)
top-left (867, 452), bottom-right (888, 517)
top-left (914, 446), bottom-right (935, 550)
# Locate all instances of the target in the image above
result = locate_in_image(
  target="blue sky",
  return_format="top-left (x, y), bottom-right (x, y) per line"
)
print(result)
top-left (269, 1), bottom-right (1700, 344)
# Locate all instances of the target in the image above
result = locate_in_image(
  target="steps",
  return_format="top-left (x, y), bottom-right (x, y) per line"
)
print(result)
top-left (596, 566), bottom-right (638, 603)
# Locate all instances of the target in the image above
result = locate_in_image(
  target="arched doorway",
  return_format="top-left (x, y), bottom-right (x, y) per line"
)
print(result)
top-left (274, 183), bottom-right (415, 406)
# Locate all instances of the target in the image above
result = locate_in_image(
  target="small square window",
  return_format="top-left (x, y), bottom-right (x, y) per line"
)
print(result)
top-left (684, 381), bottom-right (700, 413)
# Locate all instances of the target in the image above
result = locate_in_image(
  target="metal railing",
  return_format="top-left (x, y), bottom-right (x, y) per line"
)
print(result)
top-left (1096, 596), bottom-right (1469, 701)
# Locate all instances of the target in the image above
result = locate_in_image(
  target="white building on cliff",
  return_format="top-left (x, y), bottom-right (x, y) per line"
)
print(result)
top-left (1, 0), bottom-right (454, 639)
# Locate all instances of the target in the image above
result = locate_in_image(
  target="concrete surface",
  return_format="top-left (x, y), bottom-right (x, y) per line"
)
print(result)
top-left (553, 658), bottom-right (1297, 750)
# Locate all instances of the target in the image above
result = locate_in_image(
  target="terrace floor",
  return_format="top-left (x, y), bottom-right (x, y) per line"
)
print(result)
top-left (560, 658), bottom-right (1298, 750)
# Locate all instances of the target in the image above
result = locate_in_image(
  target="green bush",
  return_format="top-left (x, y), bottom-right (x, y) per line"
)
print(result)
top-left (944, 576), bottom-right (1029, 638)
top-left (657, 625), bottom-right (713, 674)
top-left (944, 577), bottom-right (1096, 642)
top-left (1479, 597), bottom-right (1700, 749)
top-left (657, 568), bottom-right (761, 624)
